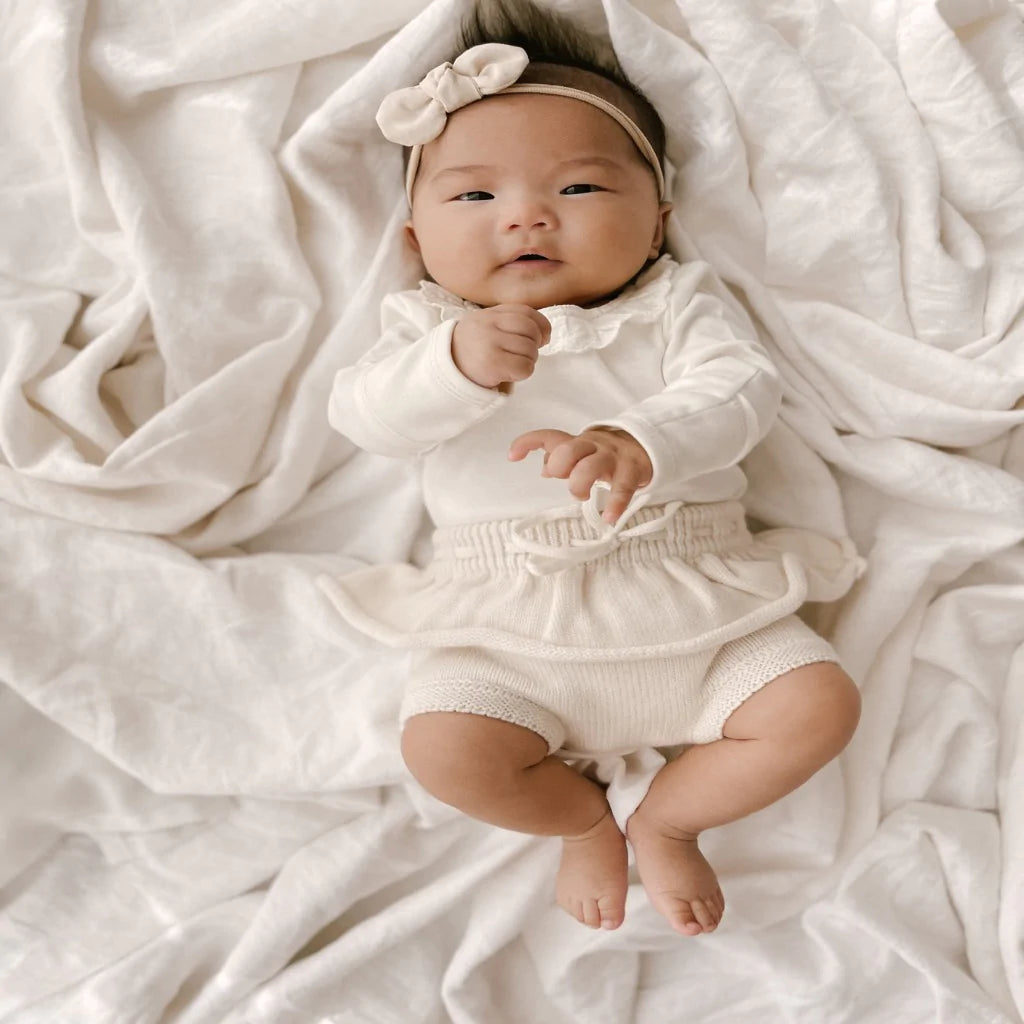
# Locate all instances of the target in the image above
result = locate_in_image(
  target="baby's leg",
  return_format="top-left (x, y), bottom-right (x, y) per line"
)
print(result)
top-left (402, 712), bottom-right (628, 930)
top-left (626, 661), bottom-right (861, 936)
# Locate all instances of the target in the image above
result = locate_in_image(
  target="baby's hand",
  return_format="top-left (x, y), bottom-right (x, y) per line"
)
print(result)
top-left (451, 305), bottom-right (551, 390)
top-left (508, 427), bottom-right (654, 524)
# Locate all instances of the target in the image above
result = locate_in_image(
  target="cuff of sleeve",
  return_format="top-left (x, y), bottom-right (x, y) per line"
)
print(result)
top-left (427, 320), bottom-right (507, 409)
top-left (351, 321), bottom-right (507, 457)
top-left (580, 416), bottom-right (678, 492)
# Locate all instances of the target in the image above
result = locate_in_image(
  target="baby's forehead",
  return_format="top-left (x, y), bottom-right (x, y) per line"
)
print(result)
top-left (420, 93), bottom-right (645, 167)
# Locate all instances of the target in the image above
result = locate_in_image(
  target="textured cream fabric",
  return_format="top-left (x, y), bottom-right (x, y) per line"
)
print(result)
top-left (401, 614), bottom-right (837, 753)
top-left (320, 499), bottom-right (816, 660)
top-left (322, 256), bottom-right (866, 654)
top-left (329, 256), bottom-right (784, 523)
top-left (4, 0), bottom-right (1024, 1019)
top-left (376, 43), bottom-right (530, 145)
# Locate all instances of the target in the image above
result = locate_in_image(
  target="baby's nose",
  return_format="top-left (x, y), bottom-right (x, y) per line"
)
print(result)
top-left (503, 194), bottom-right (556, 231)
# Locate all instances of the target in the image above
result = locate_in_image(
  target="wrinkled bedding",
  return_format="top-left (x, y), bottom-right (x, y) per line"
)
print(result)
top-left (1, 0), bottom-right (1023, 1021)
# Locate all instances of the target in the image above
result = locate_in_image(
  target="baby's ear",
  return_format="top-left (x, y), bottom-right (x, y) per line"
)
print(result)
top-left (403, 220), bottom-right (421, 254)
top-left (650, 202), bottom-right (673, 257)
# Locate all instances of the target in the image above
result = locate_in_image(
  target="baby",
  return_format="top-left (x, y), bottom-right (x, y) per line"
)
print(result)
top-left (321, 2), bottom-right (861, 936)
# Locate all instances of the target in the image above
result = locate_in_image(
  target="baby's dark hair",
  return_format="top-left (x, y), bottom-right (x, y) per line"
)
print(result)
top-left (456, 0), bottom-right (665, 163)
top-left (401, 0), bottom-right (666, 175)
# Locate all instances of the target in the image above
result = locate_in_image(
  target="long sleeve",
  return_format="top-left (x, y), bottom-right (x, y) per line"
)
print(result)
top-left (328, 290), bottom-right (508, 458)
top-left (584, 263), bottom-right (783, 488)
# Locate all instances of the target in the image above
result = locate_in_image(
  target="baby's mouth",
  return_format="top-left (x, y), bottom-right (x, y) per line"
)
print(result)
top-left (505, 253), bottom-right (559, 267)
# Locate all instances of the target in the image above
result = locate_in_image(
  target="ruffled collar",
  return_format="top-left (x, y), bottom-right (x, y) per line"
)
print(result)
top-left (416, 254), bottom-right (676, 355)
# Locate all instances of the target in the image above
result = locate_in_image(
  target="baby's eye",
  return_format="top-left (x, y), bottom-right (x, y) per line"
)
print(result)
top-left (561, 183), bottom-right (602, 195)
top-left (454, 191), bottom-right (494, 202)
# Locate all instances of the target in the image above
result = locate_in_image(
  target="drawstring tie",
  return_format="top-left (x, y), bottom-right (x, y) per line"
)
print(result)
top-left (507, 484), bottom-right (684, 575)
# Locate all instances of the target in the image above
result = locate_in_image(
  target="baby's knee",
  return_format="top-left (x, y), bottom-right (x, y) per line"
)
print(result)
top-left (401, 711), bottom-right (549, 808)
top-left (785, 663), bottom-right (861, 758)
top-left (728, 661), bottom-right (860, 759)
top-left (817, 665), bottom-right (861, 744)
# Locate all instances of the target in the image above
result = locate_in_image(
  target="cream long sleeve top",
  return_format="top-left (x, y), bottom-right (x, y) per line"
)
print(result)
top-left (328, 255), bottom-right (783, 527)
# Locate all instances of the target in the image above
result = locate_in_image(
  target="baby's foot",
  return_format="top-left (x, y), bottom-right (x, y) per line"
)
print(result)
top-left (556, 810), bottom-right (628, 930)
top-left (626, 813), bottom-right (724, 936)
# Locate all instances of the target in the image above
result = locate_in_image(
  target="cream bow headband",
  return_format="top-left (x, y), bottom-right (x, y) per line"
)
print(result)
top-left (376, 43), bottom-right (666, 202)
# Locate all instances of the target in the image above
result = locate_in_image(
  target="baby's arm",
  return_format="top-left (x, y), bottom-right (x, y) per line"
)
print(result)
top-left (327, 293), bottom-right (536, 458)
top-left (509, 264), bottom-right (780, 519)
top-left (582, 262), bottom-right (782, 491)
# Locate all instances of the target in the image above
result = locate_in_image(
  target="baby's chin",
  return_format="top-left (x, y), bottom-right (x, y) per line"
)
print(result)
top-left (467, 278), bottom-right (622, 311)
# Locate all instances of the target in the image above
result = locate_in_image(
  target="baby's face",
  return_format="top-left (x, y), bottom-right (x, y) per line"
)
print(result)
top-left (405, 94), bottom-right (670, 309)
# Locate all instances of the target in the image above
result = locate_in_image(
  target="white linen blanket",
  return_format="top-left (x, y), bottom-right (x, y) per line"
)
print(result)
top-left (2, 0), bottom-right (1023, 1021)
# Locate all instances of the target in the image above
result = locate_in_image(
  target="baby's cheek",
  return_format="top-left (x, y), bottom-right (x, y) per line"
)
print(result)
top-left (421, 244), bottom-right (472, 294)
top-left (588, 213), bottom-right (653, 259)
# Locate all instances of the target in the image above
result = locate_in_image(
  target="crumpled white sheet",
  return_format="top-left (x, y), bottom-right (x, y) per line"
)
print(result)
top-left (1, 0), bottom-right (1023, 1021)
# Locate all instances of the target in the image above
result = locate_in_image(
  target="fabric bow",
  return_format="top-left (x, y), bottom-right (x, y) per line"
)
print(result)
top-left (376, 43), bottom-right (530, 145)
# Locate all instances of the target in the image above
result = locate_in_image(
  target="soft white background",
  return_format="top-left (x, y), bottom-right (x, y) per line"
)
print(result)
top-left (0, 0), bottom-right (1022, 1020)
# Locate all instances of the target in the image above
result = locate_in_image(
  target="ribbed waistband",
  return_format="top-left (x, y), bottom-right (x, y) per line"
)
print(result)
top-left (431, 500), bottom-right (750, 577)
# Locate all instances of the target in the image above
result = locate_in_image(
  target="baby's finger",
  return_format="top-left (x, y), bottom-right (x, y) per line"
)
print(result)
top-left (561, 448), bottom-right (618, 499)
top-left (532, 309), bottom-right (552, 346)
top-left (543, 436), bottom-right (605, 482)
top-left (600, 479), bottom-right (642, 524)
top-left (507, 428), bottom-right (573, 462)
top-left (496, 333), bottom-right (544, 361)
top-left (492, 306), bottom-right (552, 347)
top-left (500, 353), bottom-right (541, 383)
top-left (496, 318), bottom-right (549, 352)
top-left (574, 459), bottom-right (645, 522)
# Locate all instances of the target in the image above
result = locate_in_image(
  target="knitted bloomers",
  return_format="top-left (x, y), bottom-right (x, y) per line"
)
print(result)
top-left (400, 615), bottom-right (836, 753)
top-left (319, 498), bottom-right (840, 751)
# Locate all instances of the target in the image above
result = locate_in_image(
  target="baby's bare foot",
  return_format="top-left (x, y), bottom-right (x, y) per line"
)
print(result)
top-left (556, 810), bottom-right (628, 930)
top-left (626, 813), bottom-right (724, 936)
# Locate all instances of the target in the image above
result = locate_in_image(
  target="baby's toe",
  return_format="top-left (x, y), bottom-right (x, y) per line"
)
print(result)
top-left (712, 889), bottom-right (726, 917)
top-left (579, 894), bottom-right (625, 930)
top-left (560, 893), bottom-right (624, 930)
top-left (581, 898), bottom-right (603, 929)
top-left (559, 895), bottom-right (584, 925)
top-left (690, 898), bottom-right (719, 932)
top-left (597, 894), bottom-right (624, 930)
top-left (665, 899), bottom-right (703, 936)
